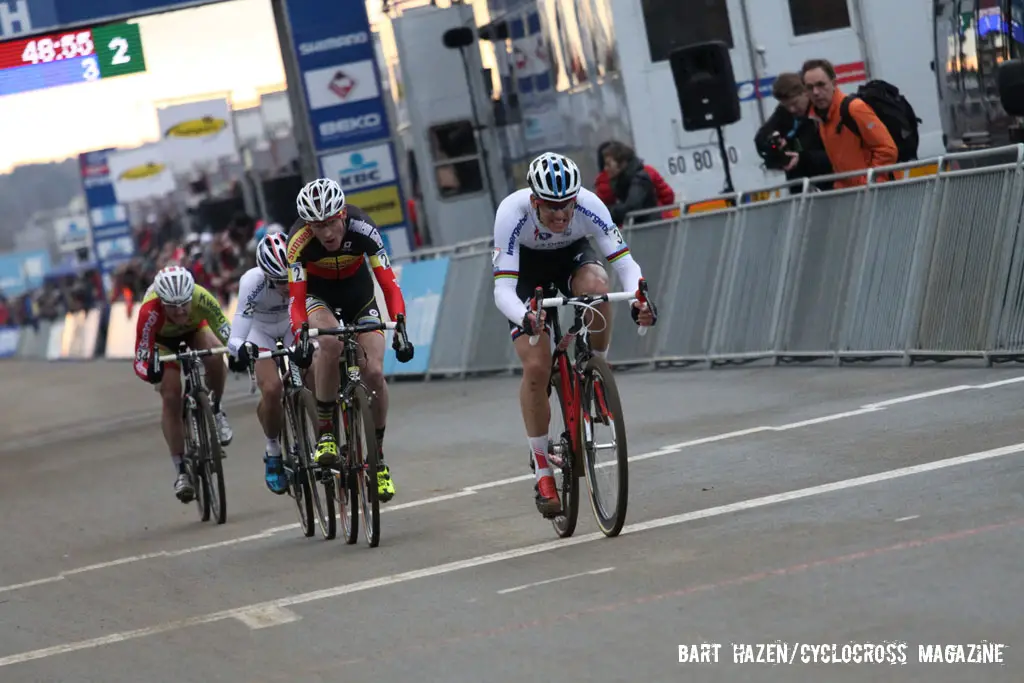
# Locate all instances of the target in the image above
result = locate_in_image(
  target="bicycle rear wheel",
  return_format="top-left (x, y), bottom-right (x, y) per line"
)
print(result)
top-left (283, 391), bottom-right (314, 538)
top-left (348, 385), bottom-right (380, 548)
top-left (548, 359), bottom-right (580, 538)
top-left (298, 390), bottom-right (335, 540)
top-left (581, 355), bottom-right (628, 537)
top-left (196, 390), bottom-right (227, 525)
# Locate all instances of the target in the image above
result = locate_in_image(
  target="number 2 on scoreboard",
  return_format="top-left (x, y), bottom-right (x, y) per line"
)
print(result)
top-left (82, 56), bottom-right (100, 81)
top-left (109, 37), bottom-right (131, 65)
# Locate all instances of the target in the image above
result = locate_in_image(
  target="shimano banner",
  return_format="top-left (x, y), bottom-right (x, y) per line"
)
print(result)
top-left (284, 0), bottom-right (390, 152)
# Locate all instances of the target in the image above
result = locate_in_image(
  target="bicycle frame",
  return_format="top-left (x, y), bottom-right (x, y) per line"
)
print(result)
top-left (531, 287), bottom-right (642, 462)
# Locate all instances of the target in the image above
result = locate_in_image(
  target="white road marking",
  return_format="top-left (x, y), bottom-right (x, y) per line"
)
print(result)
top-left (497, 566), bottom-right (616, 594)
top-left (0, 374), bottom-right (1020, 596)
top-left (895, 515), bottom-right (920, 522)
top-left (1, 439), bottom-right (1021, 668)
top-left (234, 606), bottom-right (301, 630)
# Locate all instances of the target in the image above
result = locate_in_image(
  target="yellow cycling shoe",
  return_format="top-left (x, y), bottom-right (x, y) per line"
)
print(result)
top-left (314, 433), bottom-right (339, 466)
top-left (377, 463), bottom-right (395, 502)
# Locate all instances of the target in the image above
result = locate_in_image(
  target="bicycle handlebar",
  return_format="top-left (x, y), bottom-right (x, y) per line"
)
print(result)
top-left (158, 346), bottom-right (230, 363)
top-left (307, 320), bottom-right (398, 338)
top-left (527, 277), bottom-right (656, 346)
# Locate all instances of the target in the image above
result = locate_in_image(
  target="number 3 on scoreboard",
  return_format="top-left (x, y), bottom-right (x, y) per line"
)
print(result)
top-left (109, 37), bottom-right (131, 66)
top-left (82, 56), bottom-right (100, 81)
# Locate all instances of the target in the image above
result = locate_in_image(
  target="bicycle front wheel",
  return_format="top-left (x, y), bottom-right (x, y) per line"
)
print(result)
top-left (183, 403), bottom-right (210, 522)
top-left (197, 390), bottom-right (227, 525)
top-left (549, 360), bottom-right (580, 538)
top-left (581, 355), bottom-right (628, 537)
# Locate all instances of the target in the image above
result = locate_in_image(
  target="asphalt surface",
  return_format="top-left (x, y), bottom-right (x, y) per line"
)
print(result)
top-left (1, 359), bottom-right (1023, 681)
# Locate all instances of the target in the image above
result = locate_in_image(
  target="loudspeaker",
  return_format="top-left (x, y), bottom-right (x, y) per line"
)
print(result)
top-left (669, 41), bottom-right (740, 131)
top-left (998, 60), bottom-right (1024, 116)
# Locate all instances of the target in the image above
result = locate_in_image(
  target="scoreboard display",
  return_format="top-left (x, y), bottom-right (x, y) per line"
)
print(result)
top-left (0, 21), bottom-right (147, 97)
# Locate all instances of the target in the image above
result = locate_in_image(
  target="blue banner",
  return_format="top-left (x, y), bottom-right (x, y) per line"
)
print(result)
top-left (0, 326), bottom-right (19, 358)
top-left (0, 249), bottom-right (50, 296)
top-left (383, 257), bottom-right (449, 376)
top-left (284, 0), bottom-right (390, 152)
top-left (0, 1), bottom-right (231, 39)
top-left (79, 148), bottom-right (135, 294)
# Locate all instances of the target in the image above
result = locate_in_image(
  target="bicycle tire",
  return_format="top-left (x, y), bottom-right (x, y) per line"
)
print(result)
top-left (184, 401), bottom-right (211, 522)
top-left (196, 390), bottom-right (227, 525)
top-left (581, 355), bottom-right (628, 537)
top-left (298, 389), bottom-right (335, 540)
top-left (349, 385), bottom-right (381, 548)
top-left (284, 391), bottom-right (314, 538)
top-left (550, 362), bottom-right (580, 538)
top-left (337, 403), bottom-right (359, 545)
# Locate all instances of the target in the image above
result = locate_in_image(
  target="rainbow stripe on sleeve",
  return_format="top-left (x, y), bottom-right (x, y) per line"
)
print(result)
top-left (493, 270), bottom-right (519, 280)
top-left (607, 247), bottom-right (630, 263)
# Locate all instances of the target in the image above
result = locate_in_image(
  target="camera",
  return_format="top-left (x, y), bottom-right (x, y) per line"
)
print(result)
top-left (758, 131), bottom-right (792, 170)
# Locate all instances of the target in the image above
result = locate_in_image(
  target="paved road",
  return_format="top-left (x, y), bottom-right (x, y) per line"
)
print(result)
top-left (2, 362), bottom-right (1022, 681)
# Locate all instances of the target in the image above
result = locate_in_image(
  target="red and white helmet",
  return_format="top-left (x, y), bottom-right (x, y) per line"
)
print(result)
top-left (256, 232), bottom-right (289, 282)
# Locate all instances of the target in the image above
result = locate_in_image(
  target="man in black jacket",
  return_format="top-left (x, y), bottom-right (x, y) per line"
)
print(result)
top-left (754, 72), bottom-right (833, 192)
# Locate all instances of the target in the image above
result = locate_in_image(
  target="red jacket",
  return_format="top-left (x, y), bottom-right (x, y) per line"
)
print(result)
top-left (595, 165), bottom-right (677, 219)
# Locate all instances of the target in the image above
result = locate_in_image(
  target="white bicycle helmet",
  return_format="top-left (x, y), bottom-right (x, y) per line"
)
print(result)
top-left (152, 265), bottom-right (195, 306)
top-left (527, 152), bottom-right (582, 202)
top-left (256, 232), bottom-right (289, 283)
top-left (296, 177), bottom-right (346, 223)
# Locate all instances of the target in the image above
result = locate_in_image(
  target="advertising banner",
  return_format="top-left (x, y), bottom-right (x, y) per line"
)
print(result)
top-left (53, 214), bottom-right (92, 254)
top-left (382, 256), bottom-right (448, 376)
top-left (78, 148), bottom-right (135, 293)
top-left (284, 0), bottom-right (390, 152)
top-left (156, 97), bottom-right (240, 171)
top-left (106, 143), bottom-right (177, 203)
top-left (0, 249), bottom-right (50, 296)
top-left (0, 326), bottom-right (19, 359)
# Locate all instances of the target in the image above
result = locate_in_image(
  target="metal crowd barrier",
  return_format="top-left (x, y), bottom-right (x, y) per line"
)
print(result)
top-left (9, 144), bottom-right (1024, 378)
top-left (383, 143), bottom-right (1024, 378)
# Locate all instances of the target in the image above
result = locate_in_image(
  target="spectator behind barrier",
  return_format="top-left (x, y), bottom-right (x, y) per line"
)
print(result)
top-left (801, 59), bottom-right (898, 189)
top-left (754, 72), bottom-right (834, 193)
top-left (594, 141), bottom-right (673, 225)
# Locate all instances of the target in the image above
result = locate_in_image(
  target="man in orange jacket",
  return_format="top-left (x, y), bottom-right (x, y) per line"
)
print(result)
top-left (801, 59), bottom-right (897, 189)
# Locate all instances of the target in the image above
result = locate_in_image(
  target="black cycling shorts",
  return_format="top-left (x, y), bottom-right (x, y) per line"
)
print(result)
top-left (305, 264), bottom-right (384, 334)
top-left (508, 238), bottom-right (603, 340)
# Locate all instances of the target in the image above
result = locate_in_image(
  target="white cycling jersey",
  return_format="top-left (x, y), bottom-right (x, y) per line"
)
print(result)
top-left (491, 187), bottom-right (644, 325)
top-left (227, 267), bottom-right (292, 356)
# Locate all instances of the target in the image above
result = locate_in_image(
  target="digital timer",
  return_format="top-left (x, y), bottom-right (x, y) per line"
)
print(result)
top-left (0, 21), bottom-right (147, 98)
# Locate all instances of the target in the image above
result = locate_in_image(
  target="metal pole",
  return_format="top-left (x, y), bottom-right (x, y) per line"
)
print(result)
top-left (459, 45), bottom-right (500, 214)
top-left (271, 0), bottom-right (319, 183)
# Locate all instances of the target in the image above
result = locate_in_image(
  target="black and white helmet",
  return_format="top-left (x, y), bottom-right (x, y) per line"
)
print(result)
top-left (527, 152), bottom-right (582, 202)
top-left (296, 177), bottom-right (345, 223)
top-left (256, 232), bottom-right (289, 283)
top-left (152, 265), bottom-right (195, 306)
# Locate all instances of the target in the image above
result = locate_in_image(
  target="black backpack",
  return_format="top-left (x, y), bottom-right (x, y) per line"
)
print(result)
top-left (837, 80), bottom-right (921, 162)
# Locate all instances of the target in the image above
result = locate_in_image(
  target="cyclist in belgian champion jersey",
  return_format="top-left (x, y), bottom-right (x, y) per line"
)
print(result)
top-left (225, 233), bottom-right (294, 496)
top-left (492, 152), bottom-right (657, 517)
top-left (286, 178), bottom-right (414, 503)
top-left (134, 265), bottom-right (235, 503)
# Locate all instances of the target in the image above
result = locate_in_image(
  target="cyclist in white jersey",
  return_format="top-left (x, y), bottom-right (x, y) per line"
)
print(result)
top-left (226, 233), bottom-right (294, 494)
top-left (492, 152), bottom-right (657, 517)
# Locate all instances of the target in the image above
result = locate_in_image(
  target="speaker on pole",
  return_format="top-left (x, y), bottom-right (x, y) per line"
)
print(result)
top-left (668, 41), bottom-right (740, 131)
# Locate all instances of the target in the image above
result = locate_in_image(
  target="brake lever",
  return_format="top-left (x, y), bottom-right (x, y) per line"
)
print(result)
top-left (636, 278), bottom-right (651, 338)
top-left (528, 286), bottom-right (544, 347)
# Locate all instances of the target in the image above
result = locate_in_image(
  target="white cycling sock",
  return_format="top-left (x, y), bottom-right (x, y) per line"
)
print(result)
top-left (266, 438), bottom-right (282, 458)
top-left (593, 349), bottom-right (608, 360)
top-left (171, 453), bottom-right (184, 474)
top-left (528, 435), bottom-right (552, 479)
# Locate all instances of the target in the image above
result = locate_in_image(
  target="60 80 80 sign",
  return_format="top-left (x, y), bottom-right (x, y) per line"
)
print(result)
top-left (667, 146), bottom-right (739, 175)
